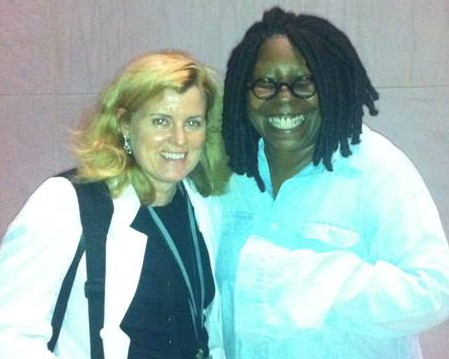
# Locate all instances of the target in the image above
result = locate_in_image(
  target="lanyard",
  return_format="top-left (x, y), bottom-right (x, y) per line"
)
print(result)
top-left (147, 191), bottom-right (205, 351)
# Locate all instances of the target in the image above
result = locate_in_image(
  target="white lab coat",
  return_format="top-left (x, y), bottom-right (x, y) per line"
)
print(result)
top-left (0, 176), bottom-right (225, 359)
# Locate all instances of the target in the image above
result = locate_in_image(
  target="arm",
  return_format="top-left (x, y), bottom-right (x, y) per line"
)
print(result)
top-left (233, 157), bottom-right (449, 339)
top-left (330, 166), bottom-right (449, 337)
top-left (0, 177), bottom-right (82, 358)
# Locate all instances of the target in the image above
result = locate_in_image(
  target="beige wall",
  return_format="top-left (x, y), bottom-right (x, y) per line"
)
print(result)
top-left (0, 0), bottom-right (448, 356)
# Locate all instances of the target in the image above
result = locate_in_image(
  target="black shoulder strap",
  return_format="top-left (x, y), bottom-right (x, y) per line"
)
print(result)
top-left (48, 233), bottom-right (85, 351)
top-left (48, 170), bottom-right (113, 359)
top-left (78, 178), bottom-right (113, 359)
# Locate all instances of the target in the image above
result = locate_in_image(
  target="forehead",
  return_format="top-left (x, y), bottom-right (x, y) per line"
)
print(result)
top-left (137, 86), bottom-right (206, 115)
top-left (253, 35), bottom-right (310, 76)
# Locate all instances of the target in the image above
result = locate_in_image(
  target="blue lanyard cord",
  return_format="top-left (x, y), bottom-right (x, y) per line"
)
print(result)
top-left (147, 196), bottom-right (205, 344)
top-left (187, 197), bottom-right (205, 327)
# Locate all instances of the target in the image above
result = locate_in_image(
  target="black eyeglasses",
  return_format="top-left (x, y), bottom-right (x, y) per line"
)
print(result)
top-left (247, 76), bottom-right (316, 100)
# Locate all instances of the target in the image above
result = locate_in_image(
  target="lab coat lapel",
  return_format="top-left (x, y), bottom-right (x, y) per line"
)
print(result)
top-left (101, 185), bottom-right (148, 358)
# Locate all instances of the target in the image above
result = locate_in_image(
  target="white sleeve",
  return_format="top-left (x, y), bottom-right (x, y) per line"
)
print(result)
top-left (0, 177), bottom-right (82, 359)
top-left (331, 175), bottom-right (449, 337)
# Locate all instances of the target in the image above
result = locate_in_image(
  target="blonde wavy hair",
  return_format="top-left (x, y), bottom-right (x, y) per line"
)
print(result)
top-left (72, 51), bottom-right (230, 204)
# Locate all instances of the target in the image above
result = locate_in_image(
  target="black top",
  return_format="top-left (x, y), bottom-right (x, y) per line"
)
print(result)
top-left (120, 186), bottom-right (215, 359)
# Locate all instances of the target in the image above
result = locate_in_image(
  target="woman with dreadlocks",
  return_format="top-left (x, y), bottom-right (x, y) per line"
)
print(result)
top-left (213, 6), bottom-right (449, 359)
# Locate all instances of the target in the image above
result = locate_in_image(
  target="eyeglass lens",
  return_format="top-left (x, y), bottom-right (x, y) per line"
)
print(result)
top-left (251, 77), bottom-right (315, 99)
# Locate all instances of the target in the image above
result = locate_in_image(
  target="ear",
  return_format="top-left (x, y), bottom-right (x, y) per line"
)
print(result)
top-left (117, 108), bottom-right (130, 137)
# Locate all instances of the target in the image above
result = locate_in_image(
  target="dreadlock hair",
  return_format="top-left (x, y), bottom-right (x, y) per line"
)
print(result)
top-left (223, 7), bottom-right (379, 191)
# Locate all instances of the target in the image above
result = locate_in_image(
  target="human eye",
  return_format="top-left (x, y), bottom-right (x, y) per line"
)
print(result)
top-left (294, 76), bottom-right (314, 86)
top-left (254, 77), bottom-right (275, 89)
top-left (292, 76), bottom-right (315, 96)
top-left (150, 116), bottom-right (170, 127)
top-left (185, 117), bottom-right (205, 129)
top-left (251, 78), bottom-right (276, 99)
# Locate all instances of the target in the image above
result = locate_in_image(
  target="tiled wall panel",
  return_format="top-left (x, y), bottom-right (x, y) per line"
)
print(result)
top-left (52, 0), bottom-right (134, 94)
top-left (305, 0), bottom-right (449, 87)
top-left (0, 0), bottom-right (53, 94)
top-left (52, 0), bottom-right (307, 93)
top-left (0, 0), bottom-right (447, 357)
top-left (421, 320), bottom-right (449, 359)
top-left (0, 92), bottom-right (95, 236)
top-left (121, 0), bottom-right (307, 75)
top-left (0, 95), bottom-right (58, 233)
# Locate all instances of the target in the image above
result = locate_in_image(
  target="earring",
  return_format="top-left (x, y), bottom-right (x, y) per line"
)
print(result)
top-left (123, 135), bottom-right (132, 155)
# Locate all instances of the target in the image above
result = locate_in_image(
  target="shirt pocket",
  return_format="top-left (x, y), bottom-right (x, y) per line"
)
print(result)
top-left (297, 222), bottom-right (361, 250)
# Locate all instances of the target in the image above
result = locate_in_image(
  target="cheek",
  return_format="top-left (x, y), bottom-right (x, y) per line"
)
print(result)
top-left (192, 130), bottom-right (206, 150)
top-left (131, 128), bottom-right (166, 154)
top-left (247, 93), bottom-right (263, 114)
top-left (248, 116), bottom-right (262, 136)
top-left (308, 94), bottom-right (320, 112)
top-left (247, 96), bottom-right (264, 130)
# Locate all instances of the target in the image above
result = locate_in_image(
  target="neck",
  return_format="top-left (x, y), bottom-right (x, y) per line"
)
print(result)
top-left (265, 144), bottom-right (314, 197)
top-left (151, 183), bottom-right (177, 207)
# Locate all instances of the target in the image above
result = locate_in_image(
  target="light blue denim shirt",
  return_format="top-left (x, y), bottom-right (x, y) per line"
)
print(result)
top-left (215, 126), bottom-right (449, 359)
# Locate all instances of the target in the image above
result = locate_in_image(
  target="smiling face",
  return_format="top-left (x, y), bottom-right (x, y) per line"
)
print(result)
top-left (248, 35), bottom-right (321, 162)
top-left (122, 86), bottom-right (206, 196)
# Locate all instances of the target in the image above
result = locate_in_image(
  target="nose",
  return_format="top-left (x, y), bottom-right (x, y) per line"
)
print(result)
top-left (171, 124), bottom-right (186, 146)
top-left (276, 84), bottom-right (294, 101)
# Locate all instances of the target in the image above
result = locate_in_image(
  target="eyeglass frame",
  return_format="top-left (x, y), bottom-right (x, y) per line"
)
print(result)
top-left (246, 76), bottom-right (316, 100)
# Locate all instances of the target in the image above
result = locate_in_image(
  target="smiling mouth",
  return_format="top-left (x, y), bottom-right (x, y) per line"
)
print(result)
top-left (268, 115), bottom-right (305, 130)
top-left (160, 151), bottom-right (186, 160)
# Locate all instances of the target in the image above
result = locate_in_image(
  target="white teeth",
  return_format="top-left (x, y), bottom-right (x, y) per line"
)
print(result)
top-left (268, 115), bottom-right (305, 130)
top-left (161, 152), bottom-right (185, 160)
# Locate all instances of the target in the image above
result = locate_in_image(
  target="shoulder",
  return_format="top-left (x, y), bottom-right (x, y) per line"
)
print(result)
top-left (2, 176), bottom-right (81, 245)
top-left (0, 176), bottom-right (85, 354)
top-left (28, 175), bottom-right (75, 197)
top-left (344, 126), bottom-right (432, 199)
top-left (359, 127), bottom-right (406, 159)
top-left (343, 126), bottom-right (420, 176)
top-left (0, 176), bottom-right (83, 289)
top-left (10, 176), bottom-right (79, 227)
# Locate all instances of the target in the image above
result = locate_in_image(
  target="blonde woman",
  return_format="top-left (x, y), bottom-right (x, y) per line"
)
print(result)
top-left (0, 51), bottom-right (229, 359)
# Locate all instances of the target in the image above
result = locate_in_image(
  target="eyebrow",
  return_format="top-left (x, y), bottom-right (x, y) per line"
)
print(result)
top-left (146, 113), bottom-right (171, 118)
top-left (254, 73), bottom-right (313, 79)
top-left (145, 113), bottom-right (205, 121)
